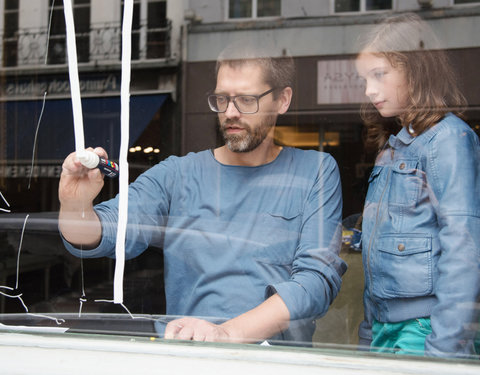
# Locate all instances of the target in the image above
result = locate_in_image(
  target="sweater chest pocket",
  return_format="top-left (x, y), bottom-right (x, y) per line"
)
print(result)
top-left (253, 209), bottom-right (301, 266)
top-left (389, 159), bottom-right (424, 205)
top-left (373, 234), bottom-right (433, 299)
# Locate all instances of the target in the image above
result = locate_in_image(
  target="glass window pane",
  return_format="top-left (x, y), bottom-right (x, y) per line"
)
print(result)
top-left (122, 1), bottom-right (141, 30)
top-left (74, 7), bottom-right (90, 32)
top-left (122, 2), bottom-right (140, 59)
top-left (4, 0), bottom-right (18, 11)
top-left (131, 33), bottom-right (140, 60)
top-left (2, 40), bottom-right (17, 66)
top-left (229, 0), bottom-right (252, 18)
top-left (3, 11), bottom-right (18, 37)
top-left (257, 0), bottom-right (281, 17)
top-left (49, 6), bottom-right (66, 35)
top-left (76, 36), bottom-right (89, 62)
top-left (133, 3), bottom-right (141, 30)
top-left (366, 0), bottom-right (392, 10)
top-left (1, 0), bottom-right (480, 366)
top-left (148, 0), bottom-right (167, 28)
top-left (147, 31), bottom-right (167, 58)
top-left (335, 0), bottom-right (360, 12)
top-left (3, 0), bottom-right (19, 69)
top-left (47, 7), bottom-right (66, 64)
top-left (74, 2), bottom-right (90, 61)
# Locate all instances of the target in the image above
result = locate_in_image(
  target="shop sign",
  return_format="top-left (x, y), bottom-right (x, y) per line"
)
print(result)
top-left (0, 164), bottom-right (62, 178)
top-left (3, 74), bottom-right (120, 99)
top-left (317, 59), bottom-right (366, 104)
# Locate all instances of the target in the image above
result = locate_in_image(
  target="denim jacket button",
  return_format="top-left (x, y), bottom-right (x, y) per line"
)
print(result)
top-left (399, 162), bottom-right (406, 170)
top-left (398, 243), bottom-right (405, 251)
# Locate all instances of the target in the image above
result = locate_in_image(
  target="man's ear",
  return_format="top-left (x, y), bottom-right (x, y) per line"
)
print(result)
top-left (277, 87), bottom-right (292, 115)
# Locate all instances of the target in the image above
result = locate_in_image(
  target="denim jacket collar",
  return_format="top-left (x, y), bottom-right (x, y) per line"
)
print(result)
top-left (388, 125), bottom-right (415, 150)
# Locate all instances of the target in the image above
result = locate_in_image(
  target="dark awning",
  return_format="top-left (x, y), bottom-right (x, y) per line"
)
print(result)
top-left (3, 94), bottom-right (168, 161)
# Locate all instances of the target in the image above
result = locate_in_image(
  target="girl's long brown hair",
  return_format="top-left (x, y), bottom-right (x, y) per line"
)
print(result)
top-left (358, 13), bottom-right (467, 152)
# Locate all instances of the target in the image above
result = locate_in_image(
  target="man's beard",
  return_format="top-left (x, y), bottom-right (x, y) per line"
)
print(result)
top-left (220, 114), bottom-right (277, 153)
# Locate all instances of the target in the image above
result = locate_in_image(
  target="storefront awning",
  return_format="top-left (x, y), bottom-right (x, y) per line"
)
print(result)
top-left (2, 94), bottom-right (168, 161)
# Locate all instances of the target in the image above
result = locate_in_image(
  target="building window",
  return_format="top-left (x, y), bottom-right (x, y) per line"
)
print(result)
top-left (126, 0), bottom-right (141, 60)
top-left (2, 0), bottom-right (19, 67)
top-left (334, 0), bottom-right (392, 13)
top-left (123, 0), bottom-right (169, 60)
top-left (146, 0), bottom-right (168, 58)
top-left (228, 0), bottom-right (281, 19)
top-left (48, 0), bottom-right (90, 65)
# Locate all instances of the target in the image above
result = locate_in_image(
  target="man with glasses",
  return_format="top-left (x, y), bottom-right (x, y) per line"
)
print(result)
top-left (58, 44), bottom-right (346, 344)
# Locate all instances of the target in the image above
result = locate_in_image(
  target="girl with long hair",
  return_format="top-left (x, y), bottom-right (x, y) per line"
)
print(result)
top-left (356, 13), bottom-right (480, 357)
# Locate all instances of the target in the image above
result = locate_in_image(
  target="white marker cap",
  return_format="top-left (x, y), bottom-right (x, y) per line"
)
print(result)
top-left (77, 150), bottom-right (100, 169)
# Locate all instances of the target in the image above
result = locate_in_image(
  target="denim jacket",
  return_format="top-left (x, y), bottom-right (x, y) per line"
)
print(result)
top-left (359, 113), bottom-right (480, 357)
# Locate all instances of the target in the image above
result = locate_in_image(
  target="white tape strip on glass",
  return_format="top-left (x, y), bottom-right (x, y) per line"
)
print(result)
top-left (63, 0), bottom-right (85, 153)
top-left (114, 0), bottom-right (133, 303)
top-left (63, 0), bottom-right (132, 304)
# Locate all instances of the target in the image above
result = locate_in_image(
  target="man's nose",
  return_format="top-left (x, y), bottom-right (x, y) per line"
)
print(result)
top-left (225, 100), bottom-right (241, 118)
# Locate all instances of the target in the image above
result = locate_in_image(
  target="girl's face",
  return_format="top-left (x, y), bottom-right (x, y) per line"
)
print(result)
top-left (356, 52), bottom-right (409, 118)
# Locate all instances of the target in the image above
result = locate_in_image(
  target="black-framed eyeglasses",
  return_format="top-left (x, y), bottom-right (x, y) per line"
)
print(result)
top-left (207, 88), bottom-right (277, 114)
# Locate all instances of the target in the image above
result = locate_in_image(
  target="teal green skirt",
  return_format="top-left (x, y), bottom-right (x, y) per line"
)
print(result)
top-left (371, 318), bottom-right (432, 356)
top-left (372, 318), bottom-right (480, 356)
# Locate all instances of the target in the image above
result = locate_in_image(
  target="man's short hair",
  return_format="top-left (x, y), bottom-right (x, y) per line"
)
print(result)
top-left (215, 41), bottom-right (295, 93)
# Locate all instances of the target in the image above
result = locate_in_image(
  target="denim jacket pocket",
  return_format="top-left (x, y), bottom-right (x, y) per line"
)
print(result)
top-left (389, 159), bottom-right (423, 205)
top-left (373, 234), bottom-right (433, 299)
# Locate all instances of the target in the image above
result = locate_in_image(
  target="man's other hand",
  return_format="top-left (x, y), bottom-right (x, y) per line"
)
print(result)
top-left (164, 317), bottom-right (233, 342)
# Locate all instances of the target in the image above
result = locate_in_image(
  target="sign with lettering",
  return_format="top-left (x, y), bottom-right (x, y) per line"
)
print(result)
top-left (3, 74), bottom-right (120, 100)
top-left (317, 59), bottom-right (367, 104)
top-left (0, 164), bottom-right (62, 178)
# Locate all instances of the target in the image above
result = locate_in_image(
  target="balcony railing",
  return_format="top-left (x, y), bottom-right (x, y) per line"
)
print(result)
top-left (1, 20), bottom-right (172, 68)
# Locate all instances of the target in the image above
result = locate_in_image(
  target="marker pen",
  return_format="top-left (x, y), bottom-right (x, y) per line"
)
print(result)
top-left (77, 150), bottom-right (119, 178)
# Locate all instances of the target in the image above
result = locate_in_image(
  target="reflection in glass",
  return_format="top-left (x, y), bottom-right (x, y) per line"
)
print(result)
top-left (356, 12), bottom-right (479, 358)
top-left (257, 0), bottom-right (281, 17)
top-left (0, 0), bottom-right (479, 367)
top-left (335, 0), bottom-right (360, 12)
top-left (366, 0), bottom-right (392, 10)
top-left (229, 0), bottom-right (252, 18)
top-left (335, 0), bottom-right (392, 12)
top-left (2, 0), bottom-right (18, 67)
